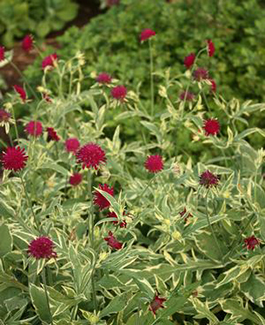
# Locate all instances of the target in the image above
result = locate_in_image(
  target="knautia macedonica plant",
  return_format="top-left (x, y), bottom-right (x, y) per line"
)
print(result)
top-left (0, 31), bottom-right (265, 325)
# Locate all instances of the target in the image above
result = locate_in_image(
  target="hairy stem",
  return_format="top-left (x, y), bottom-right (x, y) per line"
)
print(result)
top-left (87, 170), bottom-right (98, 311)
top-left (205, 191), bottom-right (223, 263)
top-left (19, 173), bottom-right (40, 232)
top-left (149, 39), bottom-right (154, 117)
top-left (41, 267), bottom-right (53, 325)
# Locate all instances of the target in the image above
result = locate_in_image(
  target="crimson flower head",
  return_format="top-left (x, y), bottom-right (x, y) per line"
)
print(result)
top-left (65, 137), bottom-right (80, 153)
top-left (94, 184), bottom-right (114, 210)
top-left (180, 208), bottom-right (193, 223)
top-left (108, 211), bottom-right (127, 228)
top-left (0, 109), bottom-right (11, 123)
top-left (140, 29), bottom-right (156, 42)
top-left (69, 173), bottom-right (82, 186)
top-left (207, 39), bottom-right (215, 57)
top-left (0, 46), bottom-right (5, 61)
top-left (2, 146), bottom-right (28, 171)
top-left (193, 68), bottom-right (209, 81)
top-left (22, 35), bottom-right (33, 52)
top-left (149, 295), bottom-right (166, 315)
top-left (179, 91), bottom-right (194, 102)
top-left (13, 85), bottom-right (27, 102)
top-left (43, 93), bottom-right (52, 102)
top-left (209, 79), bottom-right (216, 93)
top-left (111, 85), bottom-right (127, 102)
top-left (76, 143), bottom-right (106, 170)
top-left (184, 53), bottom-right (195, 69)
top-left (25, 121), bottom-right (43, 137)
top-left (104, 231), bottom-right (122, 250)
top-left (244, 235), bottom-right (260, 250)
top-left (28, 236), bottom-right (57, 259)
top-left (42, 53), bottom-right (58, 70)
top-left (203, 118), bottom-right (220, 136)
top-left (47, 127), bottom-right (60, 142)
top-left (145, 155), bottom-right (164, 173)
top-left (96, 72), bottom-right (112, 84)
top-left (199, 170), bottom-right (220, 188)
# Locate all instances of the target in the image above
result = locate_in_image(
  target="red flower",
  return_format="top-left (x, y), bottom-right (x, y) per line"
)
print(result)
top-left (145, 155), bottom-right (164, 173)
top-left (76, 143), bottom-right (106, 170)
top-left (25, 121), bottom-right (43, 137)
top-left (47, 127), bottom-right (60, 142)
top-left (207, 40), bottom-right (215, 57)
top-left (65, 138), bottom-right (80, 153)
top-left (69, 173), bottom-right (82, 186)
top-left (179, 91), bottom-right (194, 101)
top-left (0, 46), bottom-right (5, 61)
top-left (209, 79), bottom-right (216, 93)
top-left (104, 231), bottom-right (122, 250)
top-left (203, 118), bottom-right (220, 136)
top-left (111, 85), bottom-right (127, 101)
top-left (140, 29), bottom-right (156, 42)
top-left (13, 85), bottom-right (26, 102)
top-left (149, 295), bottom-right (166, 315)
top-left (184, 53), bottom-right (195, 69)
top-left (108, 211), bottom-right (127, 228)
top-left (43, 93), bottom-right (52, 102)
top-left (42, 53), bottom-right (58, 70)
top-left (28, 236), bottom-right (57, 259)
top-left (193, 68), bottom-right (209, 81)
top-left (244, 235), bottom-right (260, 250)
top-left (180, 208), bottom-right (193, 222)
top-left (199, 170), bottom-right (219, 188)
top-left (0, 109), bottom-right (11, 123)
top-left (22, 35), bottom-right (33, 52)
top-left (1, 146), bottom-right (28, 171)
top-left (94, 184), bottom-right (114, 210)
top-left (96, 72), bottom-right (112, 84)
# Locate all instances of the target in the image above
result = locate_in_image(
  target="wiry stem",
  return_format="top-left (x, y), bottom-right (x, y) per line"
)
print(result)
top-left (41, 267), bottom-right (53, 325)
top-left (19, 173), bottom-right (40, 232)
top-left (9, 61), bottom-right (38, 100)
top-left (149, 39), bottom-right (154, 117)
top-left (205, 191), bottom-right (223, 263)
top-left (87, 170), bottom-right (98, 312)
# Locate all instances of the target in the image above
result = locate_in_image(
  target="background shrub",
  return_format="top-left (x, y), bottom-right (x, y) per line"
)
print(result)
top-left (0, 0), bottom-right (78, 47)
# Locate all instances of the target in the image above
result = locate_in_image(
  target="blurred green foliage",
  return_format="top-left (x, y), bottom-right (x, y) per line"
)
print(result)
top-left (0, 0), bottom-right (78, 47)
top-left (54, 0), bottom-right (265, 102)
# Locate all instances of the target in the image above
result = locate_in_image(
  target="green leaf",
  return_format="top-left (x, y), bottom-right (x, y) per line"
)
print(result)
top-left (220, 297), bottom-right (263, 324)
top-left (36, 21), bottom-right (50, 37)
top-left (100, 291), bottom-right (131, 318)
top-left (240, 273), bottom-right (265, 307)
top-left (191, 298), bottom-right (219, 324)
top-left (132, 277), bottom-right (154, 299)
top-left (41, 163), bottom-right (69, 176)
top-left (0, 224), bottom-right (12, 257)
top-left (29, 283), bottom-right (52, 323)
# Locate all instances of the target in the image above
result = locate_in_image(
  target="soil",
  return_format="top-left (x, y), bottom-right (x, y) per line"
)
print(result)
top-left (0, 0), bottom-right (101, 93)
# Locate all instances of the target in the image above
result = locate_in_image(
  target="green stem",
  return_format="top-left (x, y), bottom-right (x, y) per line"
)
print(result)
top-left (139, 175), bottom-right (155, 198)
top-left (11, 106), bottom-right (19, 142)
top-left (205, 191), bottom-right (223, 263)
top-left (9, 61), bottom-right (38, 100)
top-left (202, 91), bottom-right (211, 113)
top-left (181, 48), bottom-right (206, 119)
top-left (0, 138), bottom-right (8, 148)
top-left (149, 39), bottom-right (154, 117)
top-left (87, 170), bottom-right (98, 311)
top-left (19, 173), bottom-right (40, 232)
top-left (41, 267), bottom-right (53, 325)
